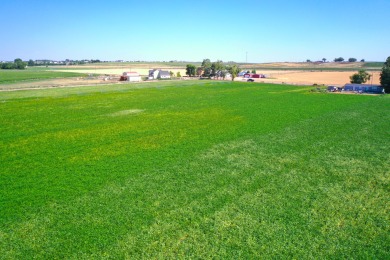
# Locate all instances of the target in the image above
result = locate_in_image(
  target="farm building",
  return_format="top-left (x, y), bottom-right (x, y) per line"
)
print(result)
top-left (148, 69), bottom-right (159, 79)
top-left (343, 84), bottom-right (384, 94)
top-left (120, 72), bottom-right (141, 82)
top-left (148, 69), bottom-right (171, 79)
top-left (159, 70), bottom-right (171, 79)
top-left (213, 70), bottom-right (231, 79)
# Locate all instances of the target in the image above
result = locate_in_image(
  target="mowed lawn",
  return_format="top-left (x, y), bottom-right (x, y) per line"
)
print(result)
top-left (0, 81), bottom-right (389, 258)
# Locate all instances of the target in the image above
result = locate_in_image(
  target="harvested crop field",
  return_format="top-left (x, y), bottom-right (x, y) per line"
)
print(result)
top-left (247, 71), bottom-right (382, 86)
top-left (55, 68), bottom-right (187, 77)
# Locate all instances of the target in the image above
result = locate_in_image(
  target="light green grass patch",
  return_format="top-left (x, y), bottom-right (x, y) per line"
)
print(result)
top-left (108, 109), bottom-right (145, 116)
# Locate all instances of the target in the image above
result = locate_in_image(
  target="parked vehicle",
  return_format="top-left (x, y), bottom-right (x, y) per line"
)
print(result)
top-left (327, 86), bottom-right (339, 92)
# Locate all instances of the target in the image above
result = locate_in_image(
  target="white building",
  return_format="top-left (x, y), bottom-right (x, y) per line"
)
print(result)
top-left (159, 70), bottom-right (171, 79)
top-left (123, 72), bottom-right (141, 82)
top-left (148, 69), bottom-right (171, 79)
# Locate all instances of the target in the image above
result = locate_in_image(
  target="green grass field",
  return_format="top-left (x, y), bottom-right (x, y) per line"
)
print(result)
top-left (0, 69), bottom-right (86, 84)
top-left (0, 81), bottom-right (389, 258)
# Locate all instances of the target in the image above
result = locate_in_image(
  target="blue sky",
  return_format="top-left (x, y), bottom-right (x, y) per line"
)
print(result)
top-left (1, 0), bottom-right (389, 62)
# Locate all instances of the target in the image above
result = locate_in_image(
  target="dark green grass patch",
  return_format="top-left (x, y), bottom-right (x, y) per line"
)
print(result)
top-left (363, 62), bottom-right (385, 68)
top-left (0, 69), bottom-right (86, 84)
top-left (0, 81), bottom-right (389, 258)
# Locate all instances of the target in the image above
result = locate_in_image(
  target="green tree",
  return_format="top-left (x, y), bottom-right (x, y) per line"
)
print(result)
top-left (201, 58), bottom-right (211, 68)
top-left (322, 58), bottom-right (327, 62)
top-left (251, 69), bottom-right (257, 74)
top-left (348, 58), bottom-right (357, 62)
top-left (186, 64), bottom-right (196, 77)
top-left (1, 62), bottom-right (16, 69)
top-left (211, 60), bottom-right (224, 79)
top-left (169, 71), bottom-right (174, 77)
top-left (334, 57), bottom-right (344, 62)
top-left (350, 70), bottom-right (371, 84)
top-left (201, 58), bottom-right (212, 77)
top-left (226, 64), bottom-right (240, 81)
top-left (380, 56), bottom-right (390, 93)
top-left (1, 58), bottom-right (27, 70)
top-left (28, 59), bottom-right (35, 66)
top-left (221, 70), bottom-right (227, 80)
top-left (14, 58), bottom-right (26, 69)
top-left (176, 71), bottom-right (181, 77)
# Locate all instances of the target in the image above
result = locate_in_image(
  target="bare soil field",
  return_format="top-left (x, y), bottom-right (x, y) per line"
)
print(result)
top-left (55, 68), bottom-right (187, 77)
top-left (241, 62), bottom-right (368, 69)
top-left (243, 70), bottom-right (382, 86)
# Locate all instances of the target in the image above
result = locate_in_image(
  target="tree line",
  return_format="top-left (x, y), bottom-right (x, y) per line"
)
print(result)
top-left (185, 59), bottom-right (241, 81)
top-left (1, 58), bottom-right (27, 69)
top-left (306, 57), bottom-right (365, 63)
top-left (1, 58), bottom-right (102, 69)
top-left (334, 57), bottom-right (364, 62)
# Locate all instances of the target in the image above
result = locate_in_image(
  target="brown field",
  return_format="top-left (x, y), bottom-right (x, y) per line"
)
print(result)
top-left (55, 68), bottom-right (187, 77)
top-left (241, 70), bottom-right (381, 86)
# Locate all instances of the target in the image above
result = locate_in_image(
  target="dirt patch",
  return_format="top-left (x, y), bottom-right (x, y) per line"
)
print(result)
top-left (241, 62), bottom-right (366, 69)
top-left (238, 71), bottom-right (381, 86)
top-left (55, 68), bottom-right (186, 77)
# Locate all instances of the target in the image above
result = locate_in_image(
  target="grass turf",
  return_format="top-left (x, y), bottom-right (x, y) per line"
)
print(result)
top-left (0, 69), bottom-right (86, 84)
top-left (0, 81), bottom-right (389, 258)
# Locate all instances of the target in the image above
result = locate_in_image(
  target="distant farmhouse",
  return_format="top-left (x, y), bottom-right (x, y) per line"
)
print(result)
top-left (35, 60), bottom-right (66, 65)
top-left (120, 72), bottom-right (141, 82)
top-left (148, 69), bottom-right (171, 80)
top-left (159, 70), bottom-right (171, 79)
